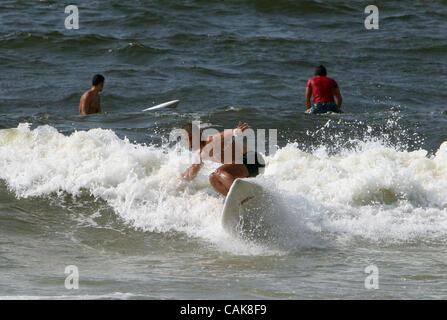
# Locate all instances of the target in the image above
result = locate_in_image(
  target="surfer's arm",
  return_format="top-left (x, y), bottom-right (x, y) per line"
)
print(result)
top-left (305, 86), bottom-right (312, 111)
top-left (334, 86), bottom-right (343, 110)
top-left (181, 163), bottom-right (202, 181)
top-left (79, 94), bottom-right (90, 115)
top-left (182, 150), bottom-right (203, 181)
top-left (97, 95), bottom-right (102, 113)
top-left (209, 122), bottom-right (249, 142)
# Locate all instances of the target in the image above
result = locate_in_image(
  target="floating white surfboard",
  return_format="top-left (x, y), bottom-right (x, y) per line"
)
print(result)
top-left (222, 178), bottom-right (279, 240)
top-left (142, 100), bottom-right (180, 111)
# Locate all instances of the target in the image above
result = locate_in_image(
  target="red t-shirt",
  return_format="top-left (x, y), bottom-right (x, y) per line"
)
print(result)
top-left (306, 76), bottom-right (338, 103)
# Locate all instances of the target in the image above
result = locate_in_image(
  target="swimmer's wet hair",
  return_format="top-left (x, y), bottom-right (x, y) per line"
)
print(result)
top-left (92, 74), bottom-right (105, 86)
top-left (315, 65), bottom-right (327, 76)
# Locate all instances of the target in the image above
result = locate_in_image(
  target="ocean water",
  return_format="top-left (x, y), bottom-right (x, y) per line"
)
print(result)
top-left (1, 0), bottom-right (447, 299)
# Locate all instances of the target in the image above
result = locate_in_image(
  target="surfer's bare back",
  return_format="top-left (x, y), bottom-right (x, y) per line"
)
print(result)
top-left (79, 74), bottom-right (104, 115)
top-left (181, 121), bottom-right (265, 196)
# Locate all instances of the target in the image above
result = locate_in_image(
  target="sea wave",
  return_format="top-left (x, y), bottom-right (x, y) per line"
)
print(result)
top-left (0, 31), bottom-right (118, 49)
top-left (1, 124), bottom-right (447, 254)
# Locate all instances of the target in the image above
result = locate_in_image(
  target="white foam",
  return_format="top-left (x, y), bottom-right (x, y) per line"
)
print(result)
top-left (264, 140), bottom-right (447, 244)
top-left (1, 124), bottom-right (447, 254)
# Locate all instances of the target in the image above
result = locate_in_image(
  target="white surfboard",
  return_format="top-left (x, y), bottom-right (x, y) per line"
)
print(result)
top-left (222, 178), bottom-right (278, 240)
top-left (142, 100), bottom-right (180, 111)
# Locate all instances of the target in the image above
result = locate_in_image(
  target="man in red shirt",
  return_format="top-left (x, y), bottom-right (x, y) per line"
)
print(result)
top-left (305, 65), bottom-right (343, 114)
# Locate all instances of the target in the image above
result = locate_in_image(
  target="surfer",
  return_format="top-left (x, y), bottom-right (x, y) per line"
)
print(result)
top-left (305, 65), bottom-right (343, 114)
top-left (79, 74), bottom-right (104, 115)
top-left (181, 122), bottom-right (265, 196)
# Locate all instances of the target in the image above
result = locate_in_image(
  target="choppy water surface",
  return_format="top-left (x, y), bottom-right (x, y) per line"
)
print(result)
top-left (0, 0), bottom-right (447, 299)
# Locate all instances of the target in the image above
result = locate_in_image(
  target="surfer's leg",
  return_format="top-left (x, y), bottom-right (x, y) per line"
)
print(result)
top-left (209, 164), bottom-right (249, 196)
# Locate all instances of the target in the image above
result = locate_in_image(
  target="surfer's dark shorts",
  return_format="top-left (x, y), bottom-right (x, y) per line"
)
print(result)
top-left (309, 102), bottom-right (342, 114)
top-left (242, 152), bottom-right (265, 177)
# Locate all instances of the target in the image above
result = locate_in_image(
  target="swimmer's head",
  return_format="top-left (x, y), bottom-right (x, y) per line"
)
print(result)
top-left (314, 65), bottom-right (327, 76)
top-left (92, 74), bottom-right (105, 92)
